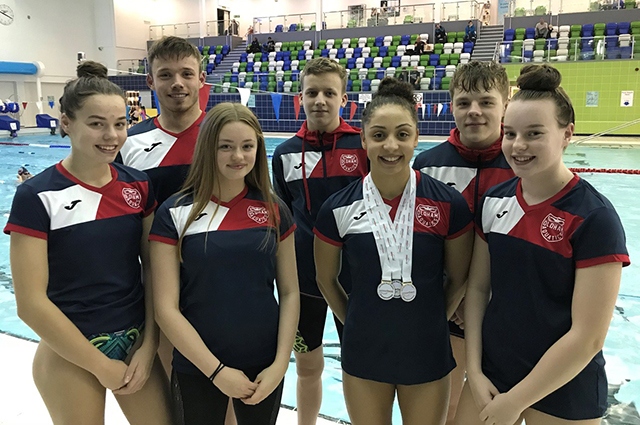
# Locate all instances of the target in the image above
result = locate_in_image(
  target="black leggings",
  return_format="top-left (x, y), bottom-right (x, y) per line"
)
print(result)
top-left (171, 369), bottom-right (284, 425)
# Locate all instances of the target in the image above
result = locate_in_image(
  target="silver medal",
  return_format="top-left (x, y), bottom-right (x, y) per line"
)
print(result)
top-left (400, 282), bottom-right (417, 302)
top-left (392, 280), bottom-right (402, 299)
top-left (377, 281), bottom-right (395, 301)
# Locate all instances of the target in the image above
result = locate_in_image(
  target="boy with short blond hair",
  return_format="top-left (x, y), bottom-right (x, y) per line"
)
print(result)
top-left (412, 60), bottom-right (515, 425)
top-left (272, 57), bottom-right (366, 425)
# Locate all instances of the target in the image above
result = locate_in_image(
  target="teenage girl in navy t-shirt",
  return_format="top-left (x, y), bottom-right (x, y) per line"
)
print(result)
top-left (455, 65), bottom-right (630, 425)
top-left (149, 102), bottom-right (299, 425)
top-left (5, 61), bottom-right (171, 424)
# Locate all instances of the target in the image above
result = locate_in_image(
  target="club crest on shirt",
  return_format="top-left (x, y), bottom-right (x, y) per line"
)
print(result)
top-left (340, 154), bottom-right (359, 173)
top-left (540, 213), bottom-right (565, 242)
top-left (415, 204), bottom-right (440, 228)
top-left (122, 188), bottom-right (142, 209)
top-left (247, 205), bottom-right (269, 224)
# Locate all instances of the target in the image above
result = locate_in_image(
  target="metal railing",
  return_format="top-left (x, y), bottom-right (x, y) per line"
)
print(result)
top-left (252, 13), bottom-right (317, 33)
top-left (441, 0), bottom-right (482, 21)
top-left (323, 3), bottom-right (437, 29)
top-left (149, 22), bottom-right (200, 40)
top-left (115, 59), bottom-right (147, 75)
top-left (507, 0), bottom-right (637, 16)
top-left (496, 35), bottom-right (635, 62)
top-left (206, 19), bottom-right (240, 37)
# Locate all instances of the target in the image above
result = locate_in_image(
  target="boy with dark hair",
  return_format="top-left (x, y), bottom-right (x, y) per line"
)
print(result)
top-left (117, 35), bottom-right (206, 207)
top-left (412, 60), bottom-right (514, 425)
top-left (272, 57), bottom-right (368, 425)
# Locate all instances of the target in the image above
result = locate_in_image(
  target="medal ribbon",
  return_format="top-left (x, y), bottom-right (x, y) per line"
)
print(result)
top-left (363, 170), bottom-right (416, 283)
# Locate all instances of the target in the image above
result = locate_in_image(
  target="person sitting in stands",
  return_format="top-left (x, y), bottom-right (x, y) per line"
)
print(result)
top-left (464, 20), bottom-right (477, 43)
top-left (535, 18), bottom-right (550, 39)
top-left (414, 36), bottom-right (426, 54)
top-left (435, 23), bottom-right (447, 44)
top-left (247, 37), bottom-right (261, 54)
top-left (266, 37), bottom-right (276, 52)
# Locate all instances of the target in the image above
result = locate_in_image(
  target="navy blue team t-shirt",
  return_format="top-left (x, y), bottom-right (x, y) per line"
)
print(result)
top-left (4, 162), bottom-right (156, 336)
top-left (478, 174), bottom-right (630, 420)
top-left (149, 186), bottom-right (295, 375)
top-left (314, 170), bottom-right (473, 385)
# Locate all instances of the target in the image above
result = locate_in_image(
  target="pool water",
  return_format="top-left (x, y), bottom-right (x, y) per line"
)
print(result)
top-left (1, 134), bottom-right (639, 424)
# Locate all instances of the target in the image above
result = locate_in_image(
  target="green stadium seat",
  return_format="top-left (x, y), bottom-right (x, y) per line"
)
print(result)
top-left (534, 39), bottom-right (546, 50)
top-left (515, 28), bottom-right (526, 40)
top-left (239, 62), bottom-right (247, 72)
top-left (382, 57), bottom-right (391, 67)
top-left (229, 83), bottom-right (238, 93)
top-left (299, 59), bottom-right (307, 69)
top-left (367, 69), bottom-right (377, 79)
top-left (319, 40), bottom-right (327, 49)
top-left (254, 52), bottom-right (262, 61)
top-left (371, 46), bottom-right (379, 57)
top-left (246, 72), bottom-right (254, 81)
top-left (284, 70), bottom-right (292, 81)
top-left (314, 49), bottom-right (321, 58)
top-left (456, 32), bottom-right (466, 43)
top-left (202, 46), bottom-right (210, 56)
top-left (410, 34), bottom-right (418, 44)
top-left (389, 45), bottom-right (398, 55)
top-left (449, 53), bottom-right (460, 65)
top-left (434, 43), bottom-right (443, 54)
top-left (268, 71), bottom-right (276, 82)
top-left (215, 84), bottom-right (222, 93)
top-left (352, 80), bottom-right (361, 92)
top-left (534, 5), bottom-right (547, 15)
top-left (424, 66), bottom-right (435, 78)
top-left (292, 81), bottom-right (300, 92)
top-left (447, 33), bottom-right (456, 43)
top-left (350, 69), bottom-right (359, 80)
top-left (216, 46), bottom-right (223, 54)
top-left (368, 37), bottom-right (375, 47)
top-left (439, 53), bottom-right (450, 65)
top-left (223, 72), bottom-right (231, 82)
top-left (337, 58), bottom-right (346, 68)
top-left (571, 25), bottom-right (582, 37)
top-left (267, 82), bottom-right (276, 92)
top-left (420, 56), bottom-right (429, 66)
top-left (631, 22), bottom-right (640, 34)
top-left (347, 19), bottom-right (357, 28)
top-left (441, 77), bottom-right (451, 90)
top-left (392, 35), bottom-right (401, 46)
top-left (335, 39), bottom-right (343, 47)
top-left (403, 15), bottom-right (414, 24)
top-left (594, 23), bottom-right (605, 36)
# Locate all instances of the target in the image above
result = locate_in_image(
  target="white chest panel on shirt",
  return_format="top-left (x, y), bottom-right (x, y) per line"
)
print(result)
top-left (419, 166), bottom-right (477, 193)
top-left (38, 185), bottom-right (103, 230)
top-left (281, 151), bottom-right (322, 182)
top-left (120, 128), bottom-right (177, 171)
top-left (482, 195), bottom-right (525, 235)
top-left (170, 201), bottom-right (231, 237)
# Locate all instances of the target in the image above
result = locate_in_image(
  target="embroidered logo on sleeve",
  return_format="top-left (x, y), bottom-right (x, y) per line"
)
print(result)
top-left (340, 154), bottom-right (359, 173)
top-left (540, 213), bottom-right (565, 242)
top-left (122, 188), bottom-right (142, 209)
top-left (415, 204), bottom-right (440, 228)
top-left (247, 206), bottom-right (269, 224)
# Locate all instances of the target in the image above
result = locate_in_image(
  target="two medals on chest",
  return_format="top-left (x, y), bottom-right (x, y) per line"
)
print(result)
top-left (363, 172), bottom-right (417, 303)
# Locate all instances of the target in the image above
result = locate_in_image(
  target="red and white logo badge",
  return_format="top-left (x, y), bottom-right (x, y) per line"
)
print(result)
top-left (247, 206), bottom-right (269, 224)
top-left (340, 154), bottom-right (359, 173)
top-left (415, 204), bottom-right (440, 228)
top-left (122, 188), bottom-right (142, 209)
top-left (540, 213), bottom-right (565, 242)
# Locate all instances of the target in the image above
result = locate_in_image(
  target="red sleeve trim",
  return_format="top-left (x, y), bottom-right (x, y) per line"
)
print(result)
top-left (148, 234), bottom-right (179, 245)
top-left (576, 254), bottom-right (631, 268)
top-left (313, 228), bottom-right (343, 247)
top-left (447, 221), bottom-right (473, 240)
top-left (474, 223), bottom-right (487, 242)
top-left (280, 224), bottom-right (297, 241)
top-left (3, 224), bottom-right (48, 240)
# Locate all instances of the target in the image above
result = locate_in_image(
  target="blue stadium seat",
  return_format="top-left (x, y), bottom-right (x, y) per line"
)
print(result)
top-left (620, 46), bottom-right (632, 58)
top-left (347, 80), bottom-right (353, 91)
top-left (276, 52), bottom-right (284, 61)
top-left (289, 23), bottom-right (297, 32)
top-left (292, 71), bottom-right (300, 81)
top-left (277, 81), bottom-right (284, 92)
top-left (321, 49), bottom-right (329, 57)
top-left (283, 61), bottom-right (291, 71)
top-left (363, 79), bottom-right (371, 91)
top-left (525, 28), bottom-right (535, 39)
top-left (606, 22), bottom-right (618, 35)
top-left (354, 47), bottom-right (363, 58)
top-left (376, 70), bottom-right (385, 79)
top-left (283, 51), bottom-right (291, 60)
top-left (206, 63), bottom-right (215, 74)
top-left (463, 42), bottom-right (474, 53)
top-left (231, 74), bottom-right (238, 83)
top-left (429, 54), bottom-right (440, 66)
top-left (260, 81), bottom-right (269, 91)
top-left (275, 25), bottom-right (284, 32)
top-left (582, 24), bottom-right (594, 37)
top-left (375, 36), bottom-right (384, 47)
top-left (618, 22), bottom-right (630, 34)
top-left (504, 29), bottom-right (515, 41)
top-left (391, 56), bottom-right (401, 67)
top-left (435, 66), bottom-right (446, 77)
top-left (337, 48), bottom-right (346, 59)
top-left (215, 56), bottom-right (222, 65)
top-left (347, 58), bottom-right (356, 69)
top-left (364, 57), bottom-right (374, 68)
top-left (198, 45), bottom-right (204, 54)
top-left (298, 51), bottom-right (305, 60)
top-left (379, 46), bottom-right (389, 57)
top-left (240, 53), bottom-right (248, 62)
top-left (400, 35), bottom-right (411, 45)
top-left (431, 78), bottom-right (441, 90)
top-left (523, 50), bottom-right (533, 61)
top-left (606, 47), bottom-right (620, 58)
top-left (547, 39), bottom-right (558, 50)
top-left (605, 36), bottom-right (618, 47)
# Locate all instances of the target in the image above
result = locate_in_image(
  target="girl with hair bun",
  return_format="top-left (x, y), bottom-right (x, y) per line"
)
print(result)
top-left (456, 64), bottom-right (629, 425)
top-left (314, 78), bottom-right (474, 424)
top-left (5, 61), bottom-right (172, 424)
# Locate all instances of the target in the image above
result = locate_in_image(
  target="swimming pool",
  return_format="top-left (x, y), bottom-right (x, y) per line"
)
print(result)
top-left (1, 134), bottom-right (639, 424)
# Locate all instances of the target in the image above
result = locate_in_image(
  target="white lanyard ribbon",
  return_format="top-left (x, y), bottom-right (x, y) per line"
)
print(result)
top-left (363, 171), bottom-right (416, 284)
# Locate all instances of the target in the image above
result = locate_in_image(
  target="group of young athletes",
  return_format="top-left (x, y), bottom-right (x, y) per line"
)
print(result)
top-left (4, 35), bottom-right (629, 425)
